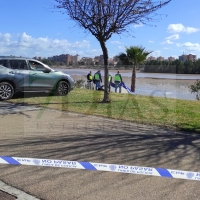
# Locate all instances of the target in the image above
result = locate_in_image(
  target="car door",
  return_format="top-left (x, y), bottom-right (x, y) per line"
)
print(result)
top-left (0, 59), bottom-right (9, 80)
top-left (28, 60), bottom-right (58, 91)
top-left (8, 59), bottom-right (31, 92)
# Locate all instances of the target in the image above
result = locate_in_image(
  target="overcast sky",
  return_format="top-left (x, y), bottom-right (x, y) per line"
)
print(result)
top-left (0, 0), bottom-right (199, 59)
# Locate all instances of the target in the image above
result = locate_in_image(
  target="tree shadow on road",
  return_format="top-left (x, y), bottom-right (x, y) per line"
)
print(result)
top-left (0, 124), bottom-right (199, 200)
top-left (0, 126), bottom-right (199, 169)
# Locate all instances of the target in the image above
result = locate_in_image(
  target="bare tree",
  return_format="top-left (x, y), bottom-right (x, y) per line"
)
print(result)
top-left (54, 0), bottom-right (171, 102)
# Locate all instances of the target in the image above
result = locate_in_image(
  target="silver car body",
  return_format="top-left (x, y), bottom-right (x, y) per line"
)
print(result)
top-left (0, 56), bottom-right (75, 100)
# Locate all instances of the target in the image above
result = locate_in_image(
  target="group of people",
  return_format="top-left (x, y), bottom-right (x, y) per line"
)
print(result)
top-left (87, 70), bottom-right (123, 93)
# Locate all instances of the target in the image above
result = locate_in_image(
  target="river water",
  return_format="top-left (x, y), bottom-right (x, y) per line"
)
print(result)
top-left (58, 69), bottom-right (200, 101)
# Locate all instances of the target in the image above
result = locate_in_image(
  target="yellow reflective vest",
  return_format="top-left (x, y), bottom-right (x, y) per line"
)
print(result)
top-left (89, 75), bottom-right (93, 80)
top-left (108, 75), bottom-right (112, 82)
top-left (115, 74), bottom-right (121, 82)
top-left (94, 73), bottom-right (100, 80)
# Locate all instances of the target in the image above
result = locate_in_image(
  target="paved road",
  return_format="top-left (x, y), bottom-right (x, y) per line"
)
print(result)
top-left (0, 102), bottom-right (199, 200)
top-left (0, 101), bottom-right (41, 115)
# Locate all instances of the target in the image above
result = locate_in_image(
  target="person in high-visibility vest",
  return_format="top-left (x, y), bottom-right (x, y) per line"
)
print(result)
top-left (87, 71), bottom-right (93, 89)
top-left (114, 71), bottom-right (122, 93)
top-left (108, 74), bottom-right (112, 92)
top-left (93, 70), bottom-right (102, 90)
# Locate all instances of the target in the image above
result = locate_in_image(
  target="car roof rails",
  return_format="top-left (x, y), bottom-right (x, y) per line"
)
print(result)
top-left (0, 56), bottom-right (30, 59)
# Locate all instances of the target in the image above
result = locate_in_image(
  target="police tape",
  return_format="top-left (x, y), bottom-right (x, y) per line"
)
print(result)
top-left (0, 156), bottom-right (199, 181)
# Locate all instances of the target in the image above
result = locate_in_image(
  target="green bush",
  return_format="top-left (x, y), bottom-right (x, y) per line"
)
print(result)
top-left (75, 79), bottom-right (85, 88)
top-left (189, 80), bottom-right (200, 100)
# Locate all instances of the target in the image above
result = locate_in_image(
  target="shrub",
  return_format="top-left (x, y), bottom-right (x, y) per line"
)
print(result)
top-left (75, 79), bottom-right (85, 88)
top-left (189, 80), bottom-right (200, 100)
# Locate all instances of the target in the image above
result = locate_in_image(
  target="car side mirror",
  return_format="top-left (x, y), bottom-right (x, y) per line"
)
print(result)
top-left (43, 68), bottom-right (51, 73)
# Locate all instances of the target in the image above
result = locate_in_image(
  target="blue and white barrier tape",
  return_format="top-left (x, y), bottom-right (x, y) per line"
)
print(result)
top-left (110, 81), bottom-right (135, 94)
top-left (0, 156), bottom-right (199, 181)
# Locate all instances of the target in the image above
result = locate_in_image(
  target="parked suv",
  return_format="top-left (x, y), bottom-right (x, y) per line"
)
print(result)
top-left (0, 56), bottom-right (75, 100)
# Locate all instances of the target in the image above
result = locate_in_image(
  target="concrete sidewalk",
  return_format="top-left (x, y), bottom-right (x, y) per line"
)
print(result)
top-left (0, 102), bottom-right (199, 200)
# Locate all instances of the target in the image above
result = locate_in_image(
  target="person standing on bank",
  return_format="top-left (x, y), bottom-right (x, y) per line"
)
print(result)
top-left (114, 71), bottom-right (122, 93)
top-left (87, 71), bottom-right (93, 89)
top-left (94, 70), bottom-right (102, 90)
top-left (108, 74), bottom-right (112, 92)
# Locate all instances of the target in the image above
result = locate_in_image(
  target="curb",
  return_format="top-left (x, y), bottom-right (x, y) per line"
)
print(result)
top-left (0, 181), bottom-right (40, 200)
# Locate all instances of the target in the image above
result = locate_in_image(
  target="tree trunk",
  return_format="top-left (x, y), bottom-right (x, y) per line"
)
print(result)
top-left (131, 65), bottom-right (136, 92)
top-left (99, 40), bottom-right (110, 102)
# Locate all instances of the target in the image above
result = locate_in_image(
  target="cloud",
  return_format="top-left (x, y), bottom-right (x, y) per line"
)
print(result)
top-left (160, 40), bottom-right (173, 45)
top-left (148, 50), bottom-right (161, 57)
top-left (176, 42), bottom-right (200, 52)
top-left (161, 34), bottom-right (180, 45)
top-left (148, 40), bottom-right (154, 43)
top-left (118, 46), bottom-right (125, 50)
top-left (0, 33), bottom-right (11, 42)
top-left (134, 24), bottom-right (143, 28)
top-left (165, 34), bottom-right (180, 40)
top-left (110, 40), bottom-right (123, 45)
top-left (164, 47), bottom-right (171, 50)
top-left (167, 24), bottom-right (199, 34)
top-left (0, 32), bottom-right (91, 58)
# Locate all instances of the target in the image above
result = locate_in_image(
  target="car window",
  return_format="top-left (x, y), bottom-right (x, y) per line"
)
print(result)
top-left (0, 59), bottom-right (8, 68)
top-left (9, 60), bottom-right (28, 70)
top-left (28, 60), bottom-right (45, 71)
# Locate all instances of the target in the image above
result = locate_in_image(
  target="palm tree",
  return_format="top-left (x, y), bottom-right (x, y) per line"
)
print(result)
top-left (119, 46), bottom-right (152, 92)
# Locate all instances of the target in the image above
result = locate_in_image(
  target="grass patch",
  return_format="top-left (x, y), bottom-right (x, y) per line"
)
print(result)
top-left (9, 88), bottom-right (200, 133)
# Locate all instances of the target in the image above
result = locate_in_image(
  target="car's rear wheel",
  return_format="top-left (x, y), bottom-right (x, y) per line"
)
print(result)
top-left (0, 82), bottom-right (14, 100)
top-left (55, 81), bottom-right (69, 96)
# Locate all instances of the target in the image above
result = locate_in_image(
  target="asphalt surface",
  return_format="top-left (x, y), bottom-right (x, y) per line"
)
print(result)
top-left (0, 190), bottom-right (16, 200)
top-left (0, 101), bottom-right (199, 200)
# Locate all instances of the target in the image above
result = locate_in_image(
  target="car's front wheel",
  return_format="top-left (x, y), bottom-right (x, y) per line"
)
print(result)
top-left (55, 81), bottom-right (69, 96)
top-left (0, 82), bottom-right (14, 100)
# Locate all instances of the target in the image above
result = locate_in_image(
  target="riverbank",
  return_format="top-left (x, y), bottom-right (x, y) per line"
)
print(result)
top-left (9, 88), bottom-right (200, 133)
top-left (56, 68), bottom-right (199, 100)
top-left (70, 75), bottom-right (197, 100)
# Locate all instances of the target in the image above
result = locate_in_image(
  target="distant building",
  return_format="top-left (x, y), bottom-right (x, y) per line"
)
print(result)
top-left (146, 56), bottom-right (156, 61)
top-left (71, 54), bottom-right (80, 64)
top-left (179, 54), bottom-right (197, 62)
top-left (80, 57), bottom-right (94, 64)
top-left (168, 56), bottom-right (175, 62)
top-left (60, 54), bottom-right (71, 64)
top-left (99, 55), bottom-right (104, 65)
top-left (33, 56), bottom-right (42, 60)
top-left (179, 54), bottom-right (187, 62)
top-left (48, 54), bottom-right (71, 64)
top-left (157, 56), bottom-right (165, 62)
top-left (188, 54), bottom-right (197, 61)
top-left (48, 55), bottom-right (58, 62)
top-left (94, 56), bottom-right (100, 61)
